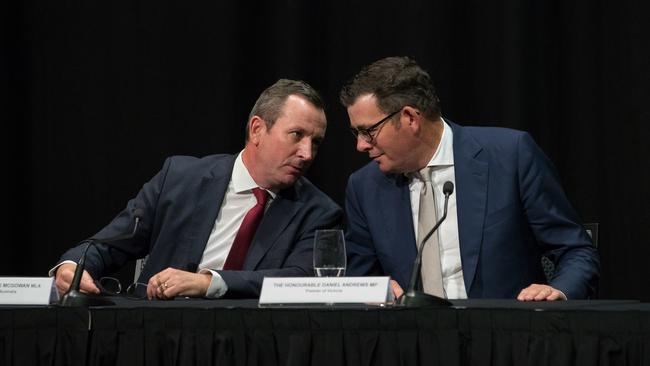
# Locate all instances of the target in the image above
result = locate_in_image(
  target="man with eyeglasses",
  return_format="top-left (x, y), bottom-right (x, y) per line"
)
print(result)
top-left (52, 79), bottom-right (342, 299)
top-left (340, 57), bottom-right (599, 301)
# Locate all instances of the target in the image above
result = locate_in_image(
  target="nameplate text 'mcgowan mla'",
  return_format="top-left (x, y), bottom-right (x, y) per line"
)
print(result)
top-left (0, 277), bottom-right (58, 305)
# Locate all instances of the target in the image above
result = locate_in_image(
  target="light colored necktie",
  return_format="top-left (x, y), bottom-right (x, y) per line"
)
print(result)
top-left (416, 167), bottom-right (444, 297)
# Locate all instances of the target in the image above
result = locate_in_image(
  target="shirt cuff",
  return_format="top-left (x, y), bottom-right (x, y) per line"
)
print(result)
top-left (199, 269), bottom-right (228, 298)
top-left (48, 260), bottom-right (77, 277)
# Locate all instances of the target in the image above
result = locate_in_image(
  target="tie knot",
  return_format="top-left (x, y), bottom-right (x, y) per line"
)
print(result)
top-left (416, 166), bottom-right (433, 183)
top-left (252, 188), bottom-right (269, 206)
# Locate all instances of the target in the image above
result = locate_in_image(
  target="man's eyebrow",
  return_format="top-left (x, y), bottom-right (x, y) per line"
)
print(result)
top-left (352, 123), bottom-right (373, 130)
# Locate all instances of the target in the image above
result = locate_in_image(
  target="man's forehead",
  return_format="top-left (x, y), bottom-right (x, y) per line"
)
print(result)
top-left (352, 93), bottom-right (378, 106)
top-left (348, 96), bottom-right (385, 126)
top-left (277, 112), bottom-right (326, 132)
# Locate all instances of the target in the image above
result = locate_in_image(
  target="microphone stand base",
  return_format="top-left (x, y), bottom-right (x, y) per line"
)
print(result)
top-left (58, 290), bottom-right (115, 307)
top-left (398, 291), bottom-right (452, 307)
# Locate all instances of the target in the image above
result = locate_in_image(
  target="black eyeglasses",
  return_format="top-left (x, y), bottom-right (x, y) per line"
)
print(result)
top-left (349, 108), bottom-right (402, 143)
top-left (96, 277), bottom-right (149, 299)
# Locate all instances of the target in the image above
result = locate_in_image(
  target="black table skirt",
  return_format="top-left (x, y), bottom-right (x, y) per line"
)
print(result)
top-left (2, 300), bottom-right (650, 366)
top-left (0, 307), bottom-right (88, 366)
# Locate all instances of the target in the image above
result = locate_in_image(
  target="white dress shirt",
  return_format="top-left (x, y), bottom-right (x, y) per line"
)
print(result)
top-left (198, 151), bottom-right (274, 297)
top-left (408, 120), bottom-right (467, 299)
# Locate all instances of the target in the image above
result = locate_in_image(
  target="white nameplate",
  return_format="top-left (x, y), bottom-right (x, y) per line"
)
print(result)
top-left (259, 276), bottom-right (392, 306)
top-left (0, 277), bottom-right (58, 305)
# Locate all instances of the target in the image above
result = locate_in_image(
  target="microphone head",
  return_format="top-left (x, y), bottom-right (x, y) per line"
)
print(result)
top-left (443, 181), bottom-right (454, 195)
top-left (132, 208), bottom-right (144, 219)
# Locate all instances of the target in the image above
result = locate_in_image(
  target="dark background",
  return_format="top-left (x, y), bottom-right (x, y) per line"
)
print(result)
top-left (2, 0), bottom-right (649, 300)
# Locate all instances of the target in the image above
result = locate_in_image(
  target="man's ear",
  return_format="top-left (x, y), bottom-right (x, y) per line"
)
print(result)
top-left (402, 106), bottom-right (423, 130)
top-left (248, 116), bottom-right (266, 145)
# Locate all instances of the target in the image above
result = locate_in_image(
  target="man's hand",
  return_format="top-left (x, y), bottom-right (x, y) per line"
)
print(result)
top-left (390, 279), bottom-right (404, 300)
top-left (147, 268), bottom-right (212, 300)
top-left (517, 283), bottom-right (567, 301)
top-left (54, 263), bottom-right (100, 296)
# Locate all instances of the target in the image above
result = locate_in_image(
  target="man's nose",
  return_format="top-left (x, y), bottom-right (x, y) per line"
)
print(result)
top-left (297, 139), bottom-right (314, 161)
top-left (356, 136), bottom-right (373, 152)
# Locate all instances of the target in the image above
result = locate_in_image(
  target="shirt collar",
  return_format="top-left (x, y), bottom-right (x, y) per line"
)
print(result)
top-left (232, 151), bottom-right (276, 199)
top-left (426, 118), bottom-right (455, 167)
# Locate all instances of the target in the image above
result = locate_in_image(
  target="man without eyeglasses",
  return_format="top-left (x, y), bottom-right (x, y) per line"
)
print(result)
top-left (52, 79), bottom-right (342, 299)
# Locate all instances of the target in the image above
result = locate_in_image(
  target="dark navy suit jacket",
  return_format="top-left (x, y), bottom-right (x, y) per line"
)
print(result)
top-left (60, 154), bottom-right (342, 298)
top-left (345, 122), bottom-right (599, 299)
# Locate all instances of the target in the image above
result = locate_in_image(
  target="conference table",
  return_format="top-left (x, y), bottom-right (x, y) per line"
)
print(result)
top-left (2, 298), bottom-right (649, 366)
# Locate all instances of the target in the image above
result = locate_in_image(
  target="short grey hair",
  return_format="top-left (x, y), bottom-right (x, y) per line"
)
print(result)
top-left (246, 79), bottom-right (325, 141)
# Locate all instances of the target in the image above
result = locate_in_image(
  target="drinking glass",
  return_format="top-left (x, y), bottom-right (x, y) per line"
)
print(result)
top-left (313, 229), bottom-right (346, 277)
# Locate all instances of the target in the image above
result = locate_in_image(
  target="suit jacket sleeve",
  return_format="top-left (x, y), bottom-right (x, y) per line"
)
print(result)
top-left (344, 173), bottom-right (384, 277)
top-left (56, 157), bottom-right (170, 279)
top-left (517, 132), bottom-right (600, 299)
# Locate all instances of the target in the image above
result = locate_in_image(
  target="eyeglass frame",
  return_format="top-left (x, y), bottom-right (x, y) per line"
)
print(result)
top-left (349, 107), bottom-right (403, 143)
top-left (96, 276), bottom-right (149, 299)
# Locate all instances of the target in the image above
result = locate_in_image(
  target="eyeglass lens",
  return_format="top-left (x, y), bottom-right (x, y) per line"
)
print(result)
top-left (98, 277), bottom-right (122, 295)
top-left (97, 277), bottom-right (148, 298)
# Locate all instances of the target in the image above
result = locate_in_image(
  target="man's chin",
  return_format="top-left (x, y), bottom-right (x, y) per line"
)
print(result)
top-left (373, 160), bottom-right (391, 174)
top-left (274, 175), bottom-right (301, 190)
top-left (375, 161), bottom-right (402, 175)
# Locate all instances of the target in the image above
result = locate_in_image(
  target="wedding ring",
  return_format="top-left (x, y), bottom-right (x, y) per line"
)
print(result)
top-left (163, 282), bottom-right (169, 289)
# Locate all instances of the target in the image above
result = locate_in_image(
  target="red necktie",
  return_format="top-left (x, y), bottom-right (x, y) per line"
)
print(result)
top-left (223, 188), bottom-right (269, 270)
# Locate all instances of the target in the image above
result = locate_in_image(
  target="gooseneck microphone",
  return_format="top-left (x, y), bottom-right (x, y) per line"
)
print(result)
top-left (398, 181), bottom-right (454, 307)
top-left (59, 208), bottom-right (144, 307)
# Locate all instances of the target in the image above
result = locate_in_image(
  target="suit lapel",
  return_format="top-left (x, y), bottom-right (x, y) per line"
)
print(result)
top-left (244, 186), bottom-right (301, 269)
top-left (181, 156), bottom-right (235, 271)
top-left (450, 123), bottom-right (488, 295)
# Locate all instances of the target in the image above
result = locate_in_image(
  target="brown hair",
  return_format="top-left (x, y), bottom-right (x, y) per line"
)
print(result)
top-left (340, 56), bottom-right (441, 120)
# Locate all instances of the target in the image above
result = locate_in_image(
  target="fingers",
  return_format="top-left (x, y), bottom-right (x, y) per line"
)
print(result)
top-left (517, 284), bottom-right (567, 301)
top-left (54, 263), bottom-right (99, 295)
top-left (54, 263), bottom-right (76, 295)
top-left (80, 271), bottom-right (100, 294)
top-left (147, 268), bottom-right (180, 300)
top-left (147, 272), bottom-right (168, 300)
top-left (545, 290), bottom-right (566, 301)
top-left (158, 279), bottom-right (175, 300)
top-left (146, 276), bottom-right (156, 300)
top-left (147, 268), bottom-right (211, 300)
top-left (390, 280), bottom-right (404, 299)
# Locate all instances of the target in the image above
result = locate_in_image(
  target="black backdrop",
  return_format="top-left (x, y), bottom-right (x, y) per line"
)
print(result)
top-left (3, 0), bottom-right (649, 300)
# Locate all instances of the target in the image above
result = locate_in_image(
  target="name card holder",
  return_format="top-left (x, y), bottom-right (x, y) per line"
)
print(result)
top-left (0, 277), bottom-right (59, 305)
top-left (259, 276), bottom-right (392, 307)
